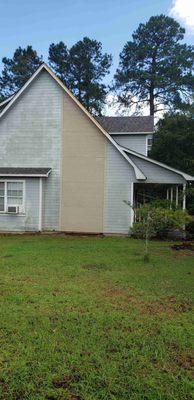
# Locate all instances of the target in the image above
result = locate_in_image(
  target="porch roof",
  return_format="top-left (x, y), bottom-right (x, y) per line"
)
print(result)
top-left (119, 145), bottom-right (194, 182)
top-left (0, 167), bottom-right (52, 177)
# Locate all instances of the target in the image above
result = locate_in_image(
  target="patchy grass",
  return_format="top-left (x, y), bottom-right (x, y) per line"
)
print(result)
top-left (0, 235), bottom-right (193, 400)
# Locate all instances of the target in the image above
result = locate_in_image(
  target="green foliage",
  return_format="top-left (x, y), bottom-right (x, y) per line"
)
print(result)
top-left (0, 235), bottom-right (193, 399)
top-left (151, 114), bottom-right (194, 175)
top-left (132, 204), bottom-right (192, 239)
top-left (114, 14), bottom-right (194, 115)
top-left (185, 186), bottom-right (194, 215)
top-left (48, 41), bottom-right (70, 85)
top-left (0, 46), bottom-right (43, 97)
top-left (49, 37), bottom-right (112, 115)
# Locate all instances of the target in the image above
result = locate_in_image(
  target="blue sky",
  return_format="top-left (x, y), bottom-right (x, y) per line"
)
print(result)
top-left (0, 0), bottom-right (193, 82)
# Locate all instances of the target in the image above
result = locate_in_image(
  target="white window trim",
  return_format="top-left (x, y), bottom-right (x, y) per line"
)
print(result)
top-left (0, 180), bottom-right (25, 214)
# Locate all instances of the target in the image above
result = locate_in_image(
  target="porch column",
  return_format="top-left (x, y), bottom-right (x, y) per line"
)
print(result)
top-left (130, 182), bottom-right (134, 227)
top-left (170, 187), bottom-right (173, 203)
top-left (176, 186), bottom-right (179, 207)
top-left (170, 186), bottom-right (173, 209)
top-left (182, 183), bottom-right (186, 210)
top-left (166, 188), bottom-right (169, 200)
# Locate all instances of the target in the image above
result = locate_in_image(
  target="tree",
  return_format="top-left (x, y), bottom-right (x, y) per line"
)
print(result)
top-left (114, 15), bottom-right (194, 115)
top-left (49, 37), bottom-right (112, 115)
top-left (0, 46), bottom-right (43, 98)
top-left (150, 114), bottom-right (194, 175)
top-left (48, 42), bottom-right (71, 86)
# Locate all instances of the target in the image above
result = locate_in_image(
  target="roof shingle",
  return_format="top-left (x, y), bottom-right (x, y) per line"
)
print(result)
top-left (96, 116), bottom-right (154, 133)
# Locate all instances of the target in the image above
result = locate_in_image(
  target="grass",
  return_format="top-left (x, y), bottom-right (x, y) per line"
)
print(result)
top-left (0, 235), bottom-right (193, 400)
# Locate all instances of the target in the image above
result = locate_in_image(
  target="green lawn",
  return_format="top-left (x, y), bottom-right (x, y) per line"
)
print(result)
top-left (0, 235), bottom-right (193, 400)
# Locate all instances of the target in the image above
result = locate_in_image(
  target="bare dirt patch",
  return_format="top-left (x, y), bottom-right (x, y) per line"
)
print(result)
top-left (171, 242), bottom-right (194, 251)
top-left (82, 263), bottom-right (109, 271)
top-left (52, 370), bottom-right (82, 392)
top-left (177, 354), bottom-right (194, 371)
top-left (0, 255), bottom-right (13, 259)
top-left (140, 296), bottom-right (193, 315)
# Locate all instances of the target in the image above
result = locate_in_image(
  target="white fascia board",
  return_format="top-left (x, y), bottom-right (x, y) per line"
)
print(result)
top-left (0, 172), bottom-right (52, 178)
top-left (0, 95), bottom-right (15, 107)
top-left (110, 131), bottom-right (154, 135)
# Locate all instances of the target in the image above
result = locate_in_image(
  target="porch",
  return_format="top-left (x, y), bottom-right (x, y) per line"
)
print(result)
top-left (133, 182), bottom-right (187, 210)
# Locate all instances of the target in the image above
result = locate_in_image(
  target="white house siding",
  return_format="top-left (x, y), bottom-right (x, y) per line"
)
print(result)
top-left (130, 155), bottom-right (185, 184)
top-left (0, 70), bottom-right (62, 230)
top-left (0, 178), bottom-right (39, 231)
top-left (104, 142), bottom-right (135, 234)
top-left (112, 134), bottom-right (147, 155)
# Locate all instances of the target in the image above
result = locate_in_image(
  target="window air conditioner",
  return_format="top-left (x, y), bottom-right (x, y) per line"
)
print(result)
top-left (7, 206), bottom-right (19, 214)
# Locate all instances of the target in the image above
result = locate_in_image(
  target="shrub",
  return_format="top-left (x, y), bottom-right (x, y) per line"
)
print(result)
top-left (132, 205), bottom-right (192, 239)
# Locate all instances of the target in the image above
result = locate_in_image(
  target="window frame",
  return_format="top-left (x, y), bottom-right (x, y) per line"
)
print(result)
top-left (0, 180), bottom-right (25, 214)
top-left (146, 136), bottom-right (153, 155)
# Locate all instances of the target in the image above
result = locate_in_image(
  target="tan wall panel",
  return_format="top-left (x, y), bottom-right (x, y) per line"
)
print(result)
top-left (60, 92), bottom-right (106, 232)
top-left (61, 206), bottom-right (103, 232)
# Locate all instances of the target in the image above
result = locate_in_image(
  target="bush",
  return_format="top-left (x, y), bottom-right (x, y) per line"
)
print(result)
top-left (186, 220), bottom-right (194, 238)
top-left (132, 205), bottom-right (192, 239)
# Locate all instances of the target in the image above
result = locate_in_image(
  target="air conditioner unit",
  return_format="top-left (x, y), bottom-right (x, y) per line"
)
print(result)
top-left (7, 206), bottom-right (19, 214)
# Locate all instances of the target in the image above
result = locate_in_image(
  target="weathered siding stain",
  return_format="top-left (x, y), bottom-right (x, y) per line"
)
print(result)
top-left (60, 92), bottom-right (106, 232)
top-left (104, 142), bottom-right (135, 234)
top-left (0, 71), bottom-right (62, 230)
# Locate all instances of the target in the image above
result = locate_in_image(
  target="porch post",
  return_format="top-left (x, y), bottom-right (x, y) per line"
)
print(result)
top-left (166, 188), bottom-right (169, 200)
top-left (130, 182), bottom-right (134, 227)
top-left (182, 183), bottom-right (186, 210)
top-left (170, 187), bottom-right (173, 203)
top-left (176, 186), bottom-right (179, 207)
top-left (170, 186), bottom-right (173, 209)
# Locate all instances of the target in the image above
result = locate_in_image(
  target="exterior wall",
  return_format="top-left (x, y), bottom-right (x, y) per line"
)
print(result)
top-left (130, 155), bottom-right (186, 184)
top-left (60, 92), bottom-right (106, 233)
top-left (0, 71), bottom-right (62, 230)
top-left (104, 142), bottom-right (135, 234)
top-left (112, 134), bottom-right (147, 155)
top-left (0, 178), bottom-right (39, 231)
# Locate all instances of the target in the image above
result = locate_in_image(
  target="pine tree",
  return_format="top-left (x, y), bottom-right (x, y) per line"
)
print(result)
top-left (0, 46), bottom-right (42, 98)
top-left (114, 15), bottom-right (194, 115)
top-left (49, 37), bottom-right (112, 115)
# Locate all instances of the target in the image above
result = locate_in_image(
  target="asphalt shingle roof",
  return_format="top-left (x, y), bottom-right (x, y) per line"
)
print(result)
top-left (96, 116), bottom-right (154, 133)
top-left (0, 167), bottom-right (51, 177)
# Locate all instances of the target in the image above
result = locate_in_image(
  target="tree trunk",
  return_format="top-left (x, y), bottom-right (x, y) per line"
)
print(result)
top-left (149, 54), bottom-right (156, 115)
top-left (149, 85), bottom-right (154, 116)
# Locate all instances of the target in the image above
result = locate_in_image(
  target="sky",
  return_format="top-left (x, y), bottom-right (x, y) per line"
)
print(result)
top-left (0, 0), bottom-right (193, 116)
top-left (0, 0), bottom-right (193, 80)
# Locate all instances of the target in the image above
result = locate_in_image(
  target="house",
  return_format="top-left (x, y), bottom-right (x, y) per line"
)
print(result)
top-left (0, 63), bottom-right (193, 234)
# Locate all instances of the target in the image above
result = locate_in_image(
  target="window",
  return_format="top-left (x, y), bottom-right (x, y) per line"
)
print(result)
top-left (147, 137), bottom-right (153, 153)
top-left (0, 181), bottom-right (24, 213)
top-left (0, 182), bottom-right (5, 212)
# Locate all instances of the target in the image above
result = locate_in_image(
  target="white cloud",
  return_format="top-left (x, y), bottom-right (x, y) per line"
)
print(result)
top-left (169, 0), bottom-right (194, 33)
